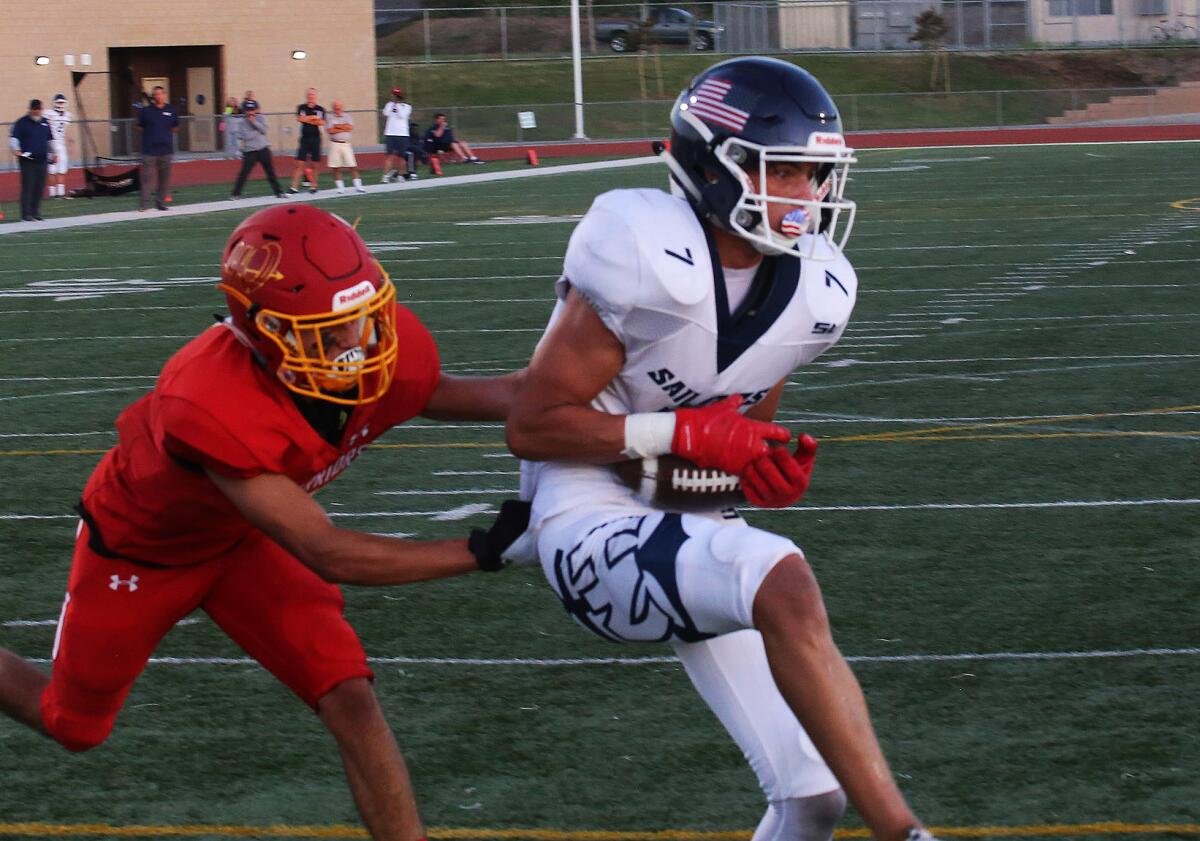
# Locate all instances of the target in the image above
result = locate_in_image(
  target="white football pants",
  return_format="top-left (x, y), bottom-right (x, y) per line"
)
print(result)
top-left (538, 507), bottom-right (840, 801)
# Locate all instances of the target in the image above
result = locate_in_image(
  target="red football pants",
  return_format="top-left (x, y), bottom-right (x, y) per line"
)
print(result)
top-left (40, 522), bottom-right (373, 752)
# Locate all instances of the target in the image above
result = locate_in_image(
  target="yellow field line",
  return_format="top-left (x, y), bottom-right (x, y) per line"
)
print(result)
top-left (5, 429), bottom-right (1199, 458)
top-left (836, 430), bottom-right (1200, 443)
top-left (3, 405), bottom-right (1198, 458)
top-left (823, 404), bottom-right (1200, 444)
top-left (1170, 197), bottom-right (1200, 210)
top-left (1, 822), bottom-right (1199, 839)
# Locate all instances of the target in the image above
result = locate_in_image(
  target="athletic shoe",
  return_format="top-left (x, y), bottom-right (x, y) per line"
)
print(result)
top-left (356, 186), bottom-right (367, 193)
top-left (287, 187), bottom-right (299, 195)
top-left (406, 172), bottom-right (419, 181)
top-left (156, 202), bottom-right (169, 211)
top-left (309, 188), bottom-right (318, 194)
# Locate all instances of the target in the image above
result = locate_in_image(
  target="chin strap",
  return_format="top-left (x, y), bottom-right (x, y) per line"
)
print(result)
top-left (220, 316), bottom-right (270, 369)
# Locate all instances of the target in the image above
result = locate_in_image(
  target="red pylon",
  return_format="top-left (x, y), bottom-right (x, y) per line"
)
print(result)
top-left (526, 149), bottom-right (540, 167)
top-left (164, 194), bottom-right (173, 203)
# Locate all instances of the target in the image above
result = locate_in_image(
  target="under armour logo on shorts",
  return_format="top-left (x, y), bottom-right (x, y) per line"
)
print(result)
top-left (109, 574), bottom-right (139, 592)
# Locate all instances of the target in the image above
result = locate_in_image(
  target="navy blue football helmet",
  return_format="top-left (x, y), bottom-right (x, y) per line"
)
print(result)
top-left (663, 57), bottom-right (857, 258)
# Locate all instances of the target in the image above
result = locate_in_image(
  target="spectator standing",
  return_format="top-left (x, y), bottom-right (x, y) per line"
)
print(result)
top-left (222, 96), bottom-right (242, 160)
top-left (137, 85), bottom-right (179, 212)
top-left (230, 100), bottom-right (285, 199)
top-left (423, 113), bottom-right (482, 166)
top-left (325, 101), bottom-right (366, 194)
top-left (289, 87), bottom-right (325, 195)
top-left (381, 87), bottom-right (416, 182)
top-left (46, 94), bottom-right (73, 199)
top-left (9, 99), bottom-right (53, 221)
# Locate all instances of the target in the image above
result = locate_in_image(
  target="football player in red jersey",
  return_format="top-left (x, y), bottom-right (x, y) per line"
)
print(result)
top-left (0, 205), bottom-right (530, 841)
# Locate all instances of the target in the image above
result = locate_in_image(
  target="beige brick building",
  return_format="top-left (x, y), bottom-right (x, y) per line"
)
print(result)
top-left (2, 1), bottom-right (377, 158)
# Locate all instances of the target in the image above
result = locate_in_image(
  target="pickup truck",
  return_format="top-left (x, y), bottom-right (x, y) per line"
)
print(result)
top-left (593, 7), bottom-right (724, 52)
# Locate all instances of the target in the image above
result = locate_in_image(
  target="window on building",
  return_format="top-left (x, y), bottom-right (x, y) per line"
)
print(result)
top-left (1049, 0), bottom-right (1113, 14)
top-left (1136, 0), bottom-right (1168, 14)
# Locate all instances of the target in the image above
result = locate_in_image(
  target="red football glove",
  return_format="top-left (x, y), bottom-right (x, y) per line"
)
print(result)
top-left (741, 434), bottom-right (818, 508)
top-left (671, 395), bottom-right (791, 476)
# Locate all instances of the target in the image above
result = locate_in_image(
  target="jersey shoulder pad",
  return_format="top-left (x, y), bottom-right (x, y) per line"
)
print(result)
top-left (561, 189), bottom-right (709, 320)
top-left (801, 249), bottom-right (858, 327)
top-left (154, 328), bottom-right (293, 476)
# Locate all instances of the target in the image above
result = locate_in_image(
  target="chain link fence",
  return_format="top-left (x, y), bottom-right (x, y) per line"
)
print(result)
top-left (26, 85), bottom-right (1186, 170)
top-left (374, 0), bottom-right (1196, 60)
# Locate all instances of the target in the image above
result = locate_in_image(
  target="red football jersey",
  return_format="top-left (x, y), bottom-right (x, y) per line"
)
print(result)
top-left (80, 303), bottom-right (440, 566)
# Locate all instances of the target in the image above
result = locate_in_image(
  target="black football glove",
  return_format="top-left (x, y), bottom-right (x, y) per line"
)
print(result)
top-left (468, 499), bottom-right (532, 572)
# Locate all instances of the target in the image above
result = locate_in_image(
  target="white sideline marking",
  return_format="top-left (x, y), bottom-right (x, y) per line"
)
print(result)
top-left (0, 156), bottom-right (663, 237)
top-left (21, 647), bottom-right (1200, 667)
top-left (5, 498), bottom-right (1198, 523)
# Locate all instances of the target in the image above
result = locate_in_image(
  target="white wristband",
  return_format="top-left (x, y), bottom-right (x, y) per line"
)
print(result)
top-left (622, 412), bottom-right (677, 460)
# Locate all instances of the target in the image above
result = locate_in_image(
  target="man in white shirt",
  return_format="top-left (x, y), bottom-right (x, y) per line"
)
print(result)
top-left (325, 101), bottom-right (366, 193)
top-left (381, 87), bottom-right (416, 182)
top-left (46, 94), bottom-right (72, 198)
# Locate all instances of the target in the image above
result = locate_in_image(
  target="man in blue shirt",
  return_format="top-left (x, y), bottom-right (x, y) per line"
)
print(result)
top-left (136, 86), bottom-right (179, 211)
top-left (9, 99), bottom-right (54, 221)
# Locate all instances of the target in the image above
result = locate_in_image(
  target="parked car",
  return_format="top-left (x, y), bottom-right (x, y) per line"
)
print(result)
top-left (593, 7), bottom-right (723, 52)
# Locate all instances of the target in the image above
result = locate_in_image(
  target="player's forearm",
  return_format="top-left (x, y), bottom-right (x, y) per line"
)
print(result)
top-left (303, 529), bottom-right (478, 586)
top-left (421, 371), bottom-right (526, 421)
top-left (506, 403), bottom-right (628, 463)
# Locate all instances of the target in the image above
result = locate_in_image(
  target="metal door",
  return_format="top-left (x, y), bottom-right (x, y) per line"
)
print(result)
top-left (186, 66), bottom-right (216, 152)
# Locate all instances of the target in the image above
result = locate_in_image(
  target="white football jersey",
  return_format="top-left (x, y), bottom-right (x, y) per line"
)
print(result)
top-left (521, 188), bottom-right (858, 525)
top-left (46, 108), bottom-right (72, 142)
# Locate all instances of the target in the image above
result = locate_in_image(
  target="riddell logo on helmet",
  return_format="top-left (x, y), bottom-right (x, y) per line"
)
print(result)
top-left (332, 280), bottom-right (376, 312)
top-left (809, 133), bottom-right (845, 147)
top-left (224, 241), bottom-right (284, 293)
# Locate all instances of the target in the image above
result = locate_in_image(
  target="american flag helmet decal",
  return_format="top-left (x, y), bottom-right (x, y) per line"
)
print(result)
top-left (685, 77), bottom-right (750, 132)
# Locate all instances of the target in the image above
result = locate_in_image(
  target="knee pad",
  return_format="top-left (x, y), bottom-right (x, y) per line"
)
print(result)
top-left (752, 790), bottom-right (847, 841)
top-left (40, 677), bottom-right (127, 753)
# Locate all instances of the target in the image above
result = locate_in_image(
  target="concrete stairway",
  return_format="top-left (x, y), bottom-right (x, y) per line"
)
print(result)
top-left (1049, 80), bottom-right (1200, 123)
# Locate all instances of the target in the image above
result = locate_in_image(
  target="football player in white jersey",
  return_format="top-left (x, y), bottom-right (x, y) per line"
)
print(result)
top-left (46, 94), bottom-right (72, 198)
top-left (507, 58), bottom-right (940, 841)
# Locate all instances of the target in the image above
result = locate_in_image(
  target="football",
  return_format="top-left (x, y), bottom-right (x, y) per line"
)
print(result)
top-left (611, 454), bottom-right (747, 512)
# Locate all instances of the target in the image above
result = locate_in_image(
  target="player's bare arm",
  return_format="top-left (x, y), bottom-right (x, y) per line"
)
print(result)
top-left (507, 289), bottom-right (789, 475)
top-left (207, 470), bottom-right (522, 584)
top-left (420, 370), bottom-right (526, 421)
top-left (506, 288), bottom-right (627, 462)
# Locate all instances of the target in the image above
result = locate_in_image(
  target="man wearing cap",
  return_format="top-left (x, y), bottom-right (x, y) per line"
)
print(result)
top-left (9, 99), bottom-right (54, 221)
top-left (230, 99), bottom-right (285, 200)
top-left (136, 85), bottom-right (179, 212)
top-left (46, 94), bottom-right (73, 199)
top-left (381, 87), bottom-right (416, 182)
